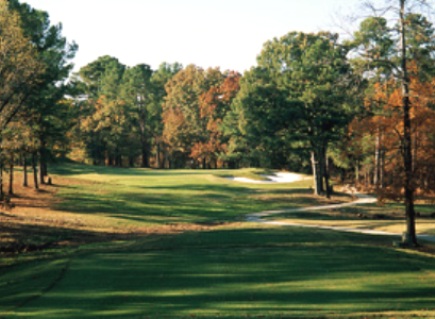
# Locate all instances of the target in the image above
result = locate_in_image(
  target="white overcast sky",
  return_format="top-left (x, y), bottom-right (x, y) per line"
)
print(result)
top-left (23, 0), bottom-right (364, 73)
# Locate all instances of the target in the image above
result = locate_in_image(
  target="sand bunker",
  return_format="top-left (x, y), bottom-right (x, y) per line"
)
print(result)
top-left (229, 172), bottom-right (309, 184)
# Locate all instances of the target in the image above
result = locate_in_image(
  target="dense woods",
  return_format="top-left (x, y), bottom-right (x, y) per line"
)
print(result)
top-left (1, 0), bottom-right (435, 245)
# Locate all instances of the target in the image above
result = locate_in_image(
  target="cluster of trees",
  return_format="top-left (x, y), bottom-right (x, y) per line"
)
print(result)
top-left (0, 0), bottom-right (76, 198)
top-left (2, 0), bottom-right (434, 245)
top-left (71, 57), bottom-right (180, 168)
top-left (70, 0), bottom-right (434, 246)
top-left (343, 1), bottom-right (435, 246)
top-left (72, 59), bottom-right (242, 169)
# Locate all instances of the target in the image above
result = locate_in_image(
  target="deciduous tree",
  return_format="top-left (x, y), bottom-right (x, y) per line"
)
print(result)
top-left (350, 0), bottom-right (435, 246)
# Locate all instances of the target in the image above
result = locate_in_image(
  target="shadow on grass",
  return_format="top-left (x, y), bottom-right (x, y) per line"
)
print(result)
top-left (2, 227), bottom-right (435, 318)
top-left (0, 222), bottom-right (118, 254)
top-left (52, 183), bottom-right (320, 225)
top-left (270, 200), bottom-right (432, 222)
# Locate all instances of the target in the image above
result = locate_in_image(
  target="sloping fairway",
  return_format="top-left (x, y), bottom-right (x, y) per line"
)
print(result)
top-left (1, 164), bottom-right (435, 318)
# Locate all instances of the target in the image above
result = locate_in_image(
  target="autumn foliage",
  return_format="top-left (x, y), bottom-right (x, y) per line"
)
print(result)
top-left (348, 67), bottom-right (435, 198)
top-left (162, 66), bottom-right (240, 168)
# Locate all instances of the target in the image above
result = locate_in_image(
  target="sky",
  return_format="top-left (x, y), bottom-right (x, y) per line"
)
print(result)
top-left (22, 0), bottom-right (364, 73)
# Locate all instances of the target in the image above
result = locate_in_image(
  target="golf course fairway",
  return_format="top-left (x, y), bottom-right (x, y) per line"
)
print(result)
top-left (1, 164), bottom-right (434, 318)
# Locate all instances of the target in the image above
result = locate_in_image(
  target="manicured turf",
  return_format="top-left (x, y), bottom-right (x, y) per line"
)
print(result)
top-left (2, 228), bottom-right (435, 318)
top-left (267, 201), bottom-right (435, 236)
top-left (50, 165), bottom-right (316, 227)
top-left (1, 164), bottom-right (434, 318)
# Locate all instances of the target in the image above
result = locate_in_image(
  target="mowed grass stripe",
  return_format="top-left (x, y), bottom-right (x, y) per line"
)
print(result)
top-left (50, 165), bottom-right (315, 228)
top-left (0, 164), bottom-right (434, 318)
top-left (3, 228), bottom-right (435, 318)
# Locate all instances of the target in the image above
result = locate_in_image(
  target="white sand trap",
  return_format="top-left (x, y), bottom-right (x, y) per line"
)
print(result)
top-left (229, 172), bottom-right (309, 184)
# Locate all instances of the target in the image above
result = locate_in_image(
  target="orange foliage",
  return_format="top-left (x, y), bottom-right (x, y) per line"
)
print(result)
top-left (161, 68), bottom-right (240, 167)
top-left (191, 72), bottom-right (240, 167)
top-left (162, 107), bottom-right (185, 151)
top-left (350, 71), bottom-right (435, 196)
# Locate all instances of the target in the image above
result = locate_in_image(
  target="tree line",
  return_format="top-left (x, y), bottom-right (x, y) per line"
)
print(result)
top-left (1, 0), bottom-right (435, 245)
top-left (0, 0), bottom-right (76, 198)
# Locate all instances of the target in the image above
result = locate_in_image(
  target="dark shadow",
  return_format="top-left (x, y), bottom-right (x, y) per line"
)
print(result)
top-left (51, 181), bottom-right (326, 226)
top-left (2, 227), bottom-right (435, 318)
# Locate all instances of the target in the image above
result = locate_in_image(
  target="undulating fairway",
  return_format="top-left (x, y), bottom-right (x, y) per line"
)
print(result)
top-left (1, 164), bottom-right (435, 318)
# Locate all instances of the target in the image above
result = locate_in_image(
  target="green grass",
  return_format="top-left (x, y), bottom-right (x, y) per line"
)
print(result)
top-left (267, 201), bottom-right (435, 236)
top-left (2, 228), bottom-right (435, 318)
top-left (1, 163), bottom-right (435, 318)
top-left (49, 164), bottom-right (315, 227)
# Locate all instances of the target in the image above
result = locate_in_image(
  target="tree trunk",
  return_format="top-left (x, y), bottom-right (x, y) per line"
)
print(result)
top-left (311, 151), bottom-right (321, 195)
top-left (141, 139), bottom-right (149, 168)
top-left (374, 130), bottom-right (381, 188)
top-left (364, 169), bottom-right (370, 188)
top-left (23, 154), bottom-right (28, 187)
top-left (355, 160), bottom-right (360, 186)
top-left (400, 0), bottom-right (417, 246)
top-left (0, 161), bottom-right (3, 201)
top-left (8, 158), bottom-right (14, 195)
top-left (107, 155), bottom-right (113, 166)
top-left (318, 147), bottom-right (325, 194)
top-left (39, 145), bottom-right (47, 185)
top-left (380, 146), bottom-right (385, 188)
top-left (138, 117), bottom-right (149, 168)
top-left (156, 142), bottom-right (162, 169)
top-left (0, 136), bottom-right (3, 200)
top-left (141, 146), bottom-right (147, 168)
top-left (32, 152), bottom-right (39, 190)
top-left (129, 156), bottom-right (135, 168)
top-left (323, 148), bottom-right (332, 199)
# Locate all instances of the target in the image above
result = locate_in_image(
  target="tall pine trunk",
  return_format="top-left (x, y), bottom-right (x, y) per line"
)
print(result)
top-left (32, 152), bottom-right (39, 190)
top-left (311, 151), bottom-right (322, 195)
top-left (355, 160), bottom-right (360, 186)
top-left (39, 144), bottom-right (47, 185)
top-left (141, 145), bottom-right (148, 168)
top-left (374, 130), bottom-right (381, 188)
top-left (318, 147), bottom-right (325, 194)
top-left (0, 136), bottom-right (3, 200)
top-left (400, 0), bottom-right (417, 246)
top-left (8, 157), bottom-right (14, 195)
top-left (323, 147), bottom-right (332, 199)
top-left (138, 116), bottom-right (149, 168)
top-left (23, 153), bottom-right (28, 187)
top-left (0, 161), bottom-right (3, 201)
top-left (128, 156), bottom-right (135, 168)
top-left (155, 141), bottom-right (161, 169)
top-left (140, 138), bottom-right (149, 168)
top-left (380, 146), bottom-right (385, 188)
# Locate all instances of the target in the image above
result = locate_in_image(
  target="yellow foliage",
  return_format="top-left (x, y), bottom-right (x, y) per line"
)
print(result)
top-left (0, 0), bottom-right (44, 129)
